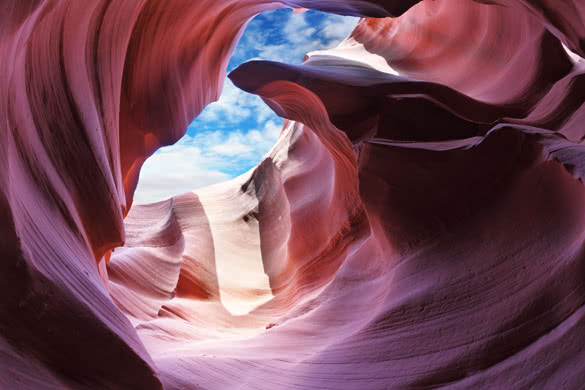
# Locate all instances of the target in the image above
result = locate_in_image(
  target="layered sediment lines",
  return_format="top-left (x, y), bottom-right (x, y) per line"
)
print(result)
top-left (2, 0), bottom-right (585, 389)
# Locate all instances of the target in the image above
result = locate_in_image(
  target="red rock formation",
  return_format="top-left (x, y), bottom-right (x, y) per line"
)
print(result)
top-left (1, 0), bottom-right (585, 389)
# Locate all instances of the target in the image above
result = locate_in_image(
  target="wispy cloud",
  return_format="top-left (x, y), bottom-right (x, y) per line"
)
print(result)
top-left (234, 10), bottom-right (358, 64)
top-left (134, 120), bottom-right (282, 204)
top-left (198, 79), bottom-right (274, 124)
top-left (132, 138), bottom-right (230, 205)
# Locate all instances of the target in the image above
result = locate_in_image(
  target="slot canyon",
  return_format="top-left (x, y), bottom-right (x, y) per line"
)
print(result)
top-left (1, 0), bottom-right (585, 389)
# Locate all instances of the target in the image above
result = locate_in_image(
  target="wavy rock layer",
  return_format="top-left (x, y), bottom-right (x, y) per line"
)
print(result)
top-left (1, 0), bottom-right (585, 389)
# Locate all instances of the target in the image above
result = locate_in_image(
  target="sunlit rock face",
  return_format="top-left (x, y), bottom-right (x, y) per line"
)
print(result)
top-left (2, 0), bottom-right (585, 389)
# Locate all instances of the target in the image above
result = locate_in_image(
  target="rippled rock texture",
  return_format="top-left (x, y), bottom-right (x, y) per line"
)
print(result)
top-left (2, 0), bottom-right (585, 389)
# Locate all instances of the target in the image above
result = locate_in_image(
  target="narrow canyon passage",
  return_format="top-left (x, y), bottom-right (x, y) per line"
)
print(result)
top-left (2, 1), bottom-right (585, 389)
top-left (119, 9), bottom-right (358, 319)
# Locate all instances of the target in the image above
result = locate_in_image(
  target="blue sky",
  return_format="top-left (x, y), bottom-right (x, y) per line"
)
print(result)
top-left (134, 9), bottom-right (357, 204)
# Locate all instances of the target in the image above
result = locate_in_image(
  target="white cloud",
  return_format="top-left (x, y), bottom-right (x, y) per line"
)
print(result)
top-left (252, 11), bottom-right (359, 64)
top-left (198, 78), bottom-right (276, 125)
top-left (133, 136), bottom-right (231, 204)
top-left (133, 120), bottom-right (283, 204)
top-left (283, 12), bottom-right (316, 44)
top-left (211, 138), bottom-right (254, 156)
top-left (321, 15), bottom-right (359, 43)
